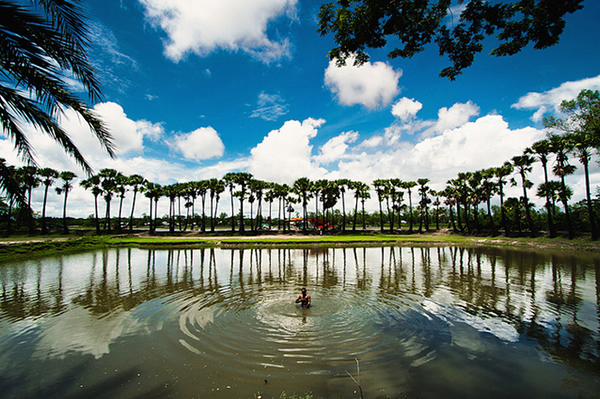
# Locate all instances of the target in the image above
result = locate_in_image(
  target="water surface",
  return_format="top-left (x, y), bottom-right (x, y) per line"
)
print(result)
top-left (1, 246), bottom-right (599, 398)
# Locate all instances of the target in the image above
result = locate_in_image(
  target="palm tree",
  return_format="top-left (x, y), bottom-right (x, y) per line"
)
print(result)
top-left (548, 134), bottom-right (576, 239)
top-left (402, 181), bottom-right (417, 232)
top-left (115, 173), bottom-right (129, 232)
top-left (17, 165), bottom-right (39, 233)
top-left (312, 179), bottom-right (328, 228)
top-left (337, 179), bottom-right (351, 231)
top-left (568, 131), bottom-right (598, 240)
top-left (526, 140), bottom-right (556, 237)
top-left (162, 184), bottom-right (178, 233)
top-left (211, 181), bottom-right (225, 232)
top-left (264, 184), bottom-right (275, 230)
top-left (56, 171), bottom-right (76, 234)
top-left (545, 89), bottom-right (600, 239)
top-left (233, 173), bottom-right (253, 232)
top-left (442, 186), bottom-right (457, 232)
top-left (480, 168), bottom-right (497, 234)
top-left (98, 169), bottom-right (121, 232)
top-left (144, 182), bottom-right (162, 234)
top-left (0, 160), bottom-right (24, 233)
top-left (293, 177), bottom-right (313, 232)
top-left (127, 174), bottom-right (147, 232)
top-left (1, 0), bottom-right (114, 173)
top-left (350, 181), bottom-right (370, 231)
top-left (511, 155), bottom-right (537, 236)
top-left (222, 173), bottom-right (238, 232)
top-left (389, 178), bottom-right (404, 230)
top-left (466, 171), bottom-right (482, 234)
top-left (194, 180), bottom-right (208, 232)
top-left (455, 172), bottom-right (475, 233)
top-left (494, 162), bottom-right (514, 235)
top-left (249, 179), bottom-right (267, 231)
top-left (38, 167), bottom-right (59, 234)
top-left (536, 181), bottom-right (562, 220)
top-left (322, 181), bottom-right (340, 230)
top-left (207, 178), bottom-right (224, 232)
top-left (273, 183), bottom-right (291, 231)
top-left (372, 179), bottom-right (388, 232)
top-left (431, 190), bottom-right (441, 230)
top-left (417, 178), bottom-right (430, 232)
top-left (80, 175), bottom-right (102, 234)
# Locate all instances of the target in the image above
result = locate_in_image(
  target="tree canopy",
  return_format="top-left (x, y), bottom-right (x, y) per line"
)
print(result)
top-left (318, 0), bottom-right (584, 79)
top-left (0, 0), bottom-right (114, 172)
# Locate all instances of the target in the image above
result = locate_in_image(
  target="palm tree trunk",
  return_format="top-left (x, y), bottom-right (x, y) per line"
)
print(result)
top-left (117, 196), bottom-right (124, 232)
top-left (353, 195), bottom-right (359, 231)
top-left (41, 185), bottom-right (50, 234)
top-left (361, 199), bottom-right (366, 230)
top-left (541, 163), bottom-right (556, 237)
top-left (230, 189), bottom-right (235, 232)
top-left (341, 190), bottom-right (346, 232)
top-left (148, 197), bottom-right (153, 234)
top-left (378, 195), bottom-right (384, 232)
top-left (582, 159), bottom-right (598, 240)
top-left (129, 189), bottom-right (138, 232)
top-left (154, 199), bottom-right (159, 233)
top-left (94, 196), bottom-right (100, 234)
top-left (213, 197), bottom-right (220, 232)
top-left (521, 181), bottom-right (535, 236)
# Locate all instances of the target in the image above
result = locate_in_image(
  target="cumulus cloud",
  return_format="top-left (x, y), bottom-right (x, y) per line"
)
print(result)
top-left (95, 102), bottom-right (166, 155)
top-left (424, 101), bottom-right (480, 137)
top-left (316, 131), bottom-right (359, 164)
top-left (138, 0), bottom-right (297, 63)
top-left (324, 57), bottom-right (402, 109)
top-left (391, 97), bottom-right (423, 122)
top-left (512, 74), bottom-right (600, 122)
top-left (250, 92), bottom-right (289, 121)
top-left (171, 127), bottom-right (225, 161)
top-left (329, 114), bottom-right (546, 195)
top-left (248, 118), bottom-right (327, 182)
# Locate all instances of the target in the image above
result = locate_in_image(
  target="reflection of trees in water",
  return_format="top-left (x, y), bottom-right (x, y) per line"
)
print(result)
top-left (1, 246), bottom-right (599, 370)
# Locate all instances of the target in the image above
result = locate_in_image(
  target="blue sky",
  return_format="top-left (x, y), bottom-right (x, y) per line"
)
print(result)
top-left (3, 0), bottom-right (600, 218)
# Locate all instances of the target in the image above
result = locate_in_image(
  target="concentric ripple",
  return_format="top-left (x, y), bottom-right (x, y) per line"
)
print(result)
top-left (166, 285), bottom-right (451, 374)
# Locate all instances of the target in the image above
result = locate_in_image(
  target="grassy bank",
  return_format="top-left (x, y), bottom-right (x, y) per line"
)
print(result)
top-left (1, 231), bottom-right (599, 262)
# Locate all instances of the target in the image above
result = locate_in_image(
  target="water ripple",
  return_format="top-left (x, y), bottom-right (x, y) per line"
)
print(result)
top-left (166, 285), bottom-right (452, 373)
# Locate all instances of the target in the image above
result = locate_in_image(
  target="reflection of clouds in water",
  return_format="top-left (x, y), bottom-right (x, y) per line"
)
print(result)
top-left (422, 299), bottom-right (519, 343)
top-left (34, 307), bottom-right (148, 359)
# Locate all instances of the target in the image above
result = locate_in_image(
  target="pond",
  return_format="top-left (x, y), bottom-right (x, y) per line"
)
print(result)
top-left (0, 245), bottom-right (599, 398)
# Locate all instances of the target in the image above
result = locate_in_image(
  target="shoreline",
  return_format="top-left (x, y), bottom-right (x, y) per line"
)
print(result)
top-left (1, 230), bottom-right (600, 262)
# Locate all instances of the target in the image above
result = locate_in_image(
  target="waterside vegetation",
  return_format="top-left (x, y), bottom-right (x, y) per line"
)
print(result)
top-left (2, 230), bottom-right (600, 263)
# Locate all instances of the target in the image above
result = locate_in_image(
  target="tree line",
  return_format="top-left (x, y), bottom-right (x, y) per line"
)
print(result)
top-left (1, 90), bottom-right (599, 239)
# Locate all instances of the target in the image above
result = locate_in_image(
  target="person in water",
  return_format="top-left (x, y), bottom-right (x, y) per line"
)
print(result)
top-left (295, 287), bottom-right (311, 309)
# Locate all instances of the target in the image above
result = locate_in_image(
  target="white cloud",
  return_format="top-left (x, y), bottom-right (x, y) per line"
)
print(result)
top-left (88, 22), bottom-right (138, 92)
top-left (324, 57), bottom-right (402, 109)
top-left (327, 114), bottom-right (546, 198)
top-left (316, 131), bottom-right (359, 164)
top-left (512, 75), bottom-right (600, 121)
top-left (424, 101), bottom-right (480, 137)
top-left (250, 92), bottom-right (289, 121)
top-left (359, 135), bottom-right (384, 148)
top-left (95, 102), bottom-right (166, 155)
top-left (138, 0), bottom-right (297, 63)
top-left (249, 118), bottom-right (327, 183)
top-left (171, 127), bottom-right (225, 161)
top-left (391, 97), bottom-right (422, 122)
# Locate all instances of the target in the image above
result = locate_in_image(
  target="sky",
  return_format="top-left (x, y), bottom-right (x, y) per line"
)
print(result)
top-left (2, 0), bottom-right (600, 219)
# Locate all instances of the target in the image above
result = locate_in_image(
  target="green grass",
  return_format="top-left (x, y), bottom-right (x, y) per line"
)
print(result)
top-left (1, 231), bottom-right (599, 262)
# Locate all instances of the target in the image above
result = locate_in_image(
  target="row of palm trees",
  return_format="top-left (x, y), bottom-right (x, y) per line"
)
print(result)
top-left (1, 94), bottom-right (598, 238)
top-left (0, 151), bottom-right (597, 238)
